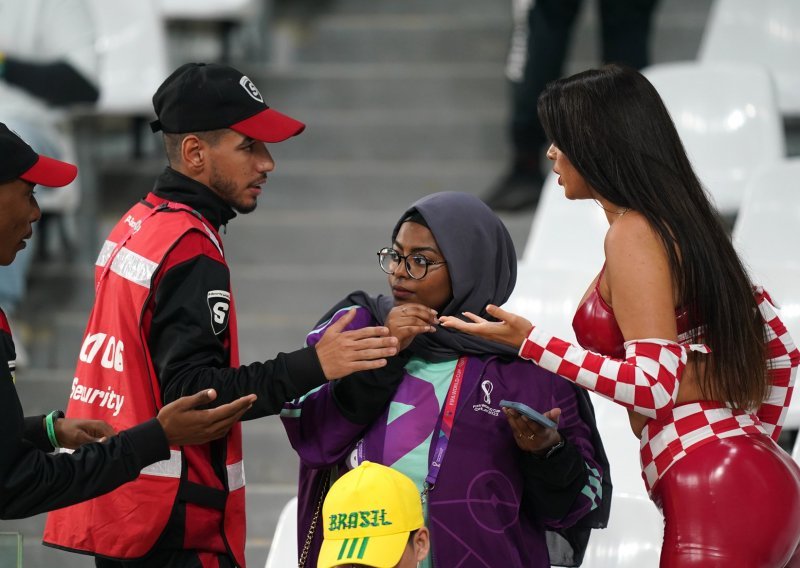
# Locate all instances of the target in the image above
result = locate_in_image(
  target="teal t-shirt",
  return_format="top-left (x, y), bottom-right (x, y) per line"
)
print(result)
top-left (383, 357), bottom-right (457, 568)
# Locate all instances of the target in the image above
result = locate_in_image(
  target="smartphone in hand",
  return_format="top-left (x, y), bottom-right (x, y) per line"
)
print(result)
top-left (499, 400), bottom-right (557, 429)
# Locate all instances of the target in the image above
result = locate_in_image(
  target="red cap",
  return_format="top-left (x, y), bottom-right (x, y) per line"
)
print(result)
top-left (230, 108), bottom-right (306, 143)
top-left (19, 154), bottom-right (78, 188)
top-left (1, 122), bottom-right (77, 187)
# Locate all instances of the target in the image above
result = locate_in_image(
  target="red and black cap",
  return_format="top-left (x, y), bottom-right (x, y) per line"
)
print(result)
top-left (0, 123), bottom-right (77, 187)
top-left (150, 63), bottom-right (305, 143)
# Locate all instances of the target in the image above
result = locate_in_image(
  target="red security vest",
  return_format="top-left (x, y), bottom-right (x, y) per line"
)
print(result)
top-left (43, 195), bottom-right (247, 566)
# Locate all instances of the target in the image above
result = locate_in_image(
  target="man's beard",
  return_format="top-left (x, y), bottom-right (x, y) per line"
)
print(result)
top-left (209, 168), bottom-right (258, 214)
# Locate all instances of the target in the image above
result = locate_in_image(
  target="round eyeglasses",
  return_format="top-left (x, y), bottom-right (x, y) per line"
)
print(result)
top-left (377, 247), bottom-right (447, 280)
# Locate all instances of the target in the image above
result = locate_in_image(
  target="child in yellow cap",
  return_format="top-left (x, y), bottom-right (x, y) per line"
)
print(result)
top-left (318, 462), bottom-right (430, 568)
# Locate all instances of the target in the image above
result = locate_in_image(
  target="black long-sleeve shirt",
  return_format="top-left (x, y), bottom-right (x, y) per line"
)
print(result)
top-left (0, 316), bottom-right (169, 519)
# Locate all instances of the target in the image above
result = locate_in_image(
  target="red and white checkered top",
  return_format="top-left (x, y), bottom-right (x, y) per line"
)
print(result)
top-left (519, 287), bottom-right (799, 493)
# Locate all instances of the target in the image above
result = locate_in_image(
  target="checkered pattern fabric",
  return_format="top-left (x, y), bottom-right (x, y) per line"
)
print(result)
top-left (753, 287), bottom-right (799, 440)
top-left (639, 402), bottom-right (767, 492)
top-left (520, 333), bottom-right (692, 420)
top-left (520, 286), bottom-right (799, 493)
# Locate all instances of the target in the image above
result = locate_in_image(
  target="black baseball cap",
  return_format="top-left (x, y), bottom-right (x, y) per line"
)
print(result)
top-left (0, 123), bottom-right (77, 187)
top-left (150, 63), bottom-right (305, 143)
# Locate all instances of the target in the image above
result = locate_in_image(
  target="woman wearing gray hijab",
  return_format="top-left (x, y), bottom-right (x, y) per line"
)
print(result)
top-left (281, 192), bottom-right (610, 568)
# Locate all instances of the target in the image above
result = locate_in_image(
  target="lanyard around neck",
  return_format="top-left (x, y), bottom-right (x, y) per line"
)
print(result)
top-left (423, 355), bottom-right (468, 501)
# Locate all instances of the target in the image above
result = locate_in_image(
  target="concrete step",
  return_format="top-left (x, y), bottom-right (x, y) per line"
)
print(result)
top-left (327, 0), bottom-right (506, 17)
top-left (273, 6), bottom-right (709, 66)
top-left (248, 64), bottom-right (506, 113)
top-left (291, 16), bottom-right (510, 65)
top-left (264, 112), bottom-right (508, 161)
top-left (94, 108), bottom-right (511, 163)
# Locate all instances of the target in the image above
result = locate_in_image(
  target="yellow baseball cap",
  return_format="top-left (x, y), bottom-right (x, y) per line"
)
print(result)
top-left (318, 462), bottom-right (424, 568)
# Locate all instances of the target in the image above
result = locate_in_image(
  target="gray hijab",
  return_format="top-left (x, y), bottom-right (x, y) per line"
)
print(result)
top-left (325, 192), bottom-right (519, 361)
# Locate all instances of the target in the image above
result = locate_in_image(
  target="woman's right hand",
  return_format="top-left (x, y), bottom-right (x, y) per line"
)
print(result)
top-left (384, 303), bottom-right (438, 351)
top-left (439, 304), bottom-right (532, 349)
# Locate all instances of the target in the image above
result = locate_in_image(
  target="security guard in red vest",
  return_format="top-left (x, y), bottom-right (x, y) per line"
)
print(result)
top-left (44, 63), bottom-right (399, 568)
top-left (0, 122), bottom-right (256, 520)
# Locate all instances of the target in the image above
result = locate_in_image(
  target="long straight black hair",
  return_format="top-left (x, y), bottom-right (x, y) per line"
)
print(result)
top-left (537, 64), bottom-right (766, 409)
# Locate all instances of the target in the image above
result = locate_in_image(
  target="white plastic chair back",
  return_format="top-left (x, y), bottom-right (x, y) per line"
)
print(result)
top-left (585, 383), bottom-right (664, 566)
top-left (159, 0), bottom-right (260, 21)
top-left (0, 532), bottom-right (22, 568)
top-left (520, 172), bottom-right (607, 270)
top-left (505, 264), bottom-right (593, 343)
top-left (88, 0), bottom-right (169, 115)
top-left (643, 62), bottom-right (785, 216)
top-left (699, 0), bottom-right (800, 117)
top-left (732, 159), bottom-right (800, 428)
top-left (264, 496), bottom-right (298, 568)
top-left (582, 492), bottom-right (663, 567)
top-left (793, 431), bottom-right (800, 465)
top-left (732, 159), bottom-right (800, 340)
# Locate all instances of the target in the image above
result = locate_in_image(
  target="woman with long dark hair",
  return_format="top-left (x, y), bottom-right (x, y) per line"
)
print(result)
top-left (441, 65), bottom-right (800, 566)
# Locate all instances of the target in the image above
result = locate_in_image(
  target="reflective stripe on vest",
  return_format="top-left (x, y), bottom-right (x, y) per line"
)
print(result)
top-left (59, 449), bottom-right (245, 490)
top-left (141, 452), bottom-right (245, 491)
top-left (96, 240), bottom-right (159, 289)
top-left (227, 460), bottom-right (246, 491)
top-left (140, 450), bottom-right (182, 478)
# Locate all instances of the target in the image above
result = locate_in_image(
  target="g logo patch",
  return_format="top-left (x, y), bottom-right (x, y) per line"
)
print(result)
top-left (239, 76), bottom-right (264, 103)
top-left (207, 290), bottom-right (231, 335)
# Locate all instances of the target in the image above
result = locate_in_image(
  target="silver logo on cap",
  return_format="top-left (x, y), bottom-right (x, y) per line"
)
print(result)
top-left (239, 76), bottom-right (264, 103)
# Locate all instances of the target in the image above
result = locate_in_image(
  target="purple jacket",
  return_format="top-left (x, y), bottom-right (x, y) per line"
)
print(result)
top-left (282, 307), bottom-right (606, 567)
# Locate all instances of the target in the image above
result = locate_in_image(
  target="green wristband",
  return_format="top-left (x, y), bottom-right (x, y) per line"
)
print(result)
top-left (45, 410), bottom-right (63, 449)
top-left (0, 52), bottom-right (5, 78)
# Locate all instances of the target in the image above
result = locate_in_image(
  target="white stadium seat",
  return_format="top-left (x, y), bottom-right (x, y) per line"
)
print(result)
top-left (264, 496), bottom-right (298, 568)
top-left (643, 62), bottom-right (785, 217)
top-left (88, 0), bottom-right (169, 116)
top-left (699, 0), bottom-right (800, 117)
top-left (732, 158), bottom-right (800, 431)
top-left (159, 0), bottom-right (260, 21)
top-left (581, 493), bottom-right (663, 567)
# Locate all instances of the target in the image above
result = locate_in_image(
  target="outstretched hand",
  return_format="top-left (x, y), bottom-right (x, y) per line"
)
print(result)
top-left (315, 308), bottom-right (399, 380)
top-left (439, 304), bottom-right (533, 350)
top-left (55, 418), bottom-right (117, 449)
top-left (157, 389), bottom-right (256, 446)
